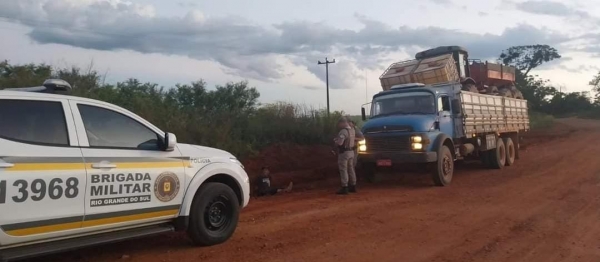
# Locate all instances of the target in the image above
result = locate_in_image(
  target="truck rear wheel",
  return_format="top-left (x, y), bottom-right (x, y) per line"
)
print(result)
top-left (480, 151), bottom-right (491, 167)
top-left (187, 182), bottom-right (240, 246)
top-left (489, 138), bottom-right (506, 169)
top-left (504, 137), bottom-right (515, 166)
top-left (431, 145), bottom-right (453, 186)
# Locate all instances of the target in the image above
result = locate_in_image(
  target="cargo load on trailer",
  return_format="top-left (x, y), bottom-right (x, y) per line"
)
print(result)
top-left (379, 46), bottom-right (523, 99)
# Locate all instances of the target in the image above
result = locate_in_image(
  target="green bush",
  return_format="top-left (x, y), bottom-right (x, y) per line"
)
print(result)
top-left (529, 111), bottom-right (554, 129)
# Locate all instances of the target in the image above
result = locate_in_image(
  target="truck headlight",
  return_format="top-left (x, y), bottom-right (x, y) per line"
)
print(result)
top-left (411, 135), bottom-right (422, 143)
top-left (411, 143), bottom-right (423, 150)
top-left (411, 135), bottom-right (428, 151)
top-left (358, 139), bottom-right (366, 152)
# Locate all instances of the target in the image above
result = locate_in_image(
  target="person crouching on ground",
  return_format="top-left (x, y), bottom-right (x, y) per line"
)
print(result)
top-left (333, 117), bottom-right (357, 195)
top-left (255, 166), bottom-right (293, 197)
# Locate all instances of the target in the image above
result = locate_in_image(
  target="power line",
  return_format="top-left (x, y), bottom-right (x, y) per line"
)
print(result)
top-left (317, 57), bottom-right (335, 117)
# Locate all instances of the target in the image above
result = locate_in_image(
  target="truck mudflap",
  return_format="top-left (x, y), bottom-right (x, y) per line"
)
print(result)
top-left (358, 151), bottom-right (437, 164)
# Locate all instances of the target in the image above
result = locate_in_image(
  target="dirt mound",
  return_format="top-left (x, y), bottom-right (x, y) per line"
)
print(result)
top-left (242, 144), bottom-right (338, 192)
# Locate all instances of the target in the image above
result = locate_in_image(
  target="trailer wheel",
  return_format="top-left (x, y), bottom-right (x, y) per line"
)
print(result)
top-left (515, 135), bottom-right (521, 160)
top-left (499, 87), bottom-right (514, 98)
top-left (480, 150), bottom-right (491, 167)
top-left (431, 145), bottom-right (453, 186)
top-left (486, 85), bottom-right (498, 95)
top-left (513, 90), bottom-right (524, 99)
top-left (489, 138), bottom-right (506, 169)
top-left (504, 137), bottom-right (516, 166)
top-left (463, 84), bottom-right (479, 93)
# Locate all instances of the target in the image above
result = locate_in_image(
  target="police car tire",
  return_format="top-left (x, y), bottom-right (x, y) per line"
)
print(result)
top-left (187, 182), bottom-right (240, 246)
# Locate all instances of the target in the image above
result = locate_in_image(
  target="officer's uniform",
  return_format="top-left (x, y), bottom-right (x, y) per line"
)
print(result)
top-left (335, 120), bottom-right (356, 194)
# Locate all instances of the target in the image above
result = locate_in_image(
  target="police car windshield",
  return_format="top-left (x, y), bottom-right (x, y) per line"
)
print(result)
top-left (371, 91), bottom-right (435, 118)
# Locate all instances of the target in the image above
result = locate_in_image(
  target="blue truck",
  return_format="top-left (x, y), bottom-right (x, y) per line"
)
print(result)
top-left (357, 46), bottom-right (530, 186)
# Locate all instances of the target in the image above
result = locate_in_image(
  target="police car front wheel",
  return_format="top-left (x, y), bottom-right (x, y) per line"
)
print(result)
top-left (187, 182), bottom-right (240, 246)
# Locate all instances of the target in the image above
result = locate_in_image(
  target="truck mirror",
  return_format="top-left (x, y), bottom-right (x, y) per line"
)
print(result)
top-left (451, 99), bottom-right (461, 114)
top-left (361, 107), bottom-right (366, 121)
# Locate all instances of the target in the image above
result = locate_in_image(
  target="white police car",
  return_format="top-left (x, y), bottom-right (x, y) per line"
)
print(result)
top-left (0, 79), bottom-right (250, 261)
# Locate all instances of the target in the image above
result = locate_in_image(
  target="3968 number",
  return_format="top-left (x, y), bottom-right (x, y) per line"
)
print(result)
top-left (0, 178), bottom-right (79, 204)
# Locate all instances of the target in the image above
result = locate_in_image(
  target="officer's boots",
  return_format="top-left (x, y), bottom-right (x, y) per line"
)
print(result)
top-left (336, 186), bottom-right (349, 195)
top-left (348, 185), bottom-right (357, 193)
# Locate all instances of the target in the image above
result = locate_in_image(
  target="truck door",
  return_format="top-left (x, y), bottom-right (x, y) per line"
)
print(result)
top-left (69, 100), bottom-right (186, 232)
top-left (0, 97), bottom-right (86, 246)
top-left (437, 96), bottom-right (454, 137)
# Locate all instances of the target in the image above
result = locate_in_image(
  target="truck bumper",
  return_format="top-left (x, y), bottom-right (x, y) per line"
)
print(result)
top-left (358, 151), bottom-right (438, 164)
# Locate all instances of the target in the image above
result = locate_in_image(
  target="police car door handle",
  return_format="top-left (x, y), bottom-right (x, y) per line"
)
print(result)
top-left (0, 162), bottom-right (14, 168)
top-left (91, 162), bottom-right (117, 169)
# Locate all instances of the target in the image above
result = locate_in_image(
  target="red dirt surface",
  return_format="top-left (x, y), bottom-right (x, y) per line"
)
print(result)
top-left (28, 118), bottom-right (600, 262)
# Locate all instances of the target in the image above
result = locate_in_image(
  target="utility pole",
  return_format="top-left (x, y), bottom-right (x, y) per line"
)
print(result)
top-left (318, 57), bottom-right (335, 117)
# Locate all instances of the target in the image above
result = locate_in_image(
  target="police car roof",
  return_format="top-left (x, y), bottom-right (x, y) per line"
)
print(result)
top-left (1, 90), bottom-right (120, 107)
top-left (0, 87), bottom-right (124, 110)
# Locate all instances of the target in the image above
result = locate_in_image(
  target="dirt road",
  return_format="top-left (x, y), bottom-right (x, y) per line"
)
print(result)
top-left (37, 118), bottom-right (600, 262)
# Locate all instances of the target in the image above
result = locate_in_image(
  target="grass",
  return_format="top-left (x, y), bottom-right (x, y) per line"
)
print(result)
top-left (529, 111), bottom-right (555, 129)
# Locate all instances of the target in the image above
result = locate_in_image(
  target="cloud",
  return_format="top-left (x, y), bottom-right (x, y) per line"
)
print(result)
top-left (177, 1), bottom-right (198, 8)
top-left (478, 11), bottom-right (489, 17)
top-left (0, 0), bottom-right (576, 89)
top-left (429, 0), bottom-right (453, 5)
top-left (511, 0), bottom-right (591, 18)
top-left (557, 64), bottom-right (600, 73)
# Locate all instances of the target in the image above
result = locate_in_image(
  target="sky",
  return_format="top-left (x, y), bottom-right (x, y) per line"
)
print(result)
top-left (1, 0), bottom-right (600, 114)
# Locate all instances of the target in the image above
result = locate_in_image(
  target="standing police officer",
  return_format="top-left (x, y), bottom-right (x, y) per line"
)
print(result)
top-left (333, 117), bottom-right (356, 195)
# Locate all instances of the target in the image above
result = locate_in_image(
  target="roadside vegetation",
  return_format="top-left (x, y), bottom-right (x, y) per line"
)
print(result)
top-left (1, 44), bottom-right (599, 158)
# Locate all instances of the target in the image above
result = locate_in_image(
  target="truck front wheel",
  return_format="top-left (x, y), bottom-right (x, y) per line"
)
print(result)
top-left (187, 182), bottom-right (240, 246)
top-left (431, 145), bottom-right (454, 186)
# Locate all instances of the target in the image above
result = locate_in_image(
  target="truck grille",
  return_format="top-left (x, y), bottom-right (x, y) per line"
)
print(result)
top-left (365, 135), bottom-right (411, 152)
top-left (364, 125), bottom-right (413, 134)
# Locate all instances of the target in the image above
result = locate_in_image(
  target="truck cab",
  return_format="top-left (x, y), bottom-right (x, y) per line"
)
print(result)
top-left (359, 83), bottom-right (462, 181)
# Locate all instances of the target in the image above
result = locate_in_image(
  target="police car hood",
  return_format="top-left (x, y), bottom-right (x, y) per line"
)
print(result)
top-left (176, 143), bottom-right (236, 159)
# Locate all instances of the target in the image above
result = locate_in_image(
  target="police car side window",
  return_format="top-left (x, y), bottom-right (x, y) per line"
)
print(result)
top-left (77, 104), bottom-right (160, 150)
top-left (0, 99), bottom-right (69, 146)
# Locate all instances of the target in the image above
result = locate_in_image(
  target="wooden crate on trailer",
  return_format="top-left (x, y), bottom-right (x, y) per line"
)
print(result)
top-left (379, 59), bottom-right (421, 90)
top-left (411, 54), bottom-right (460, 85)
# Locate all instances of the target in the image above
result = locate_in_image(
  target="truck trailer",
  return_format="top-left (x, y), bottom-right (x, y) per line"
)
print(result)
top-left (358, 46), bottom-right (530, 186)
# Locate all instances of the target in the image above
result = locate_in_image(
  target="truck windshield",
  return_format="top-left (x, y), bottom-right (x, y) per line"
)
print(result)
top-left (371, 91), bottom-right (435, 117)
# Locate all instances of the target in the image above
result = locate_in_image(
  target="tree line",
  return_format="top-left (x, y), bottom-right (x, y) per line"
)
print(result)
top-left (499, 45), bottom-right (600, 117)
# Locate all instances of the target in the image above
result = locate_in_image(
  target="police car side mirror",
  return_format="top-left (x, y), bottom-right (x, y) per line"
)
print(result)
top-left (163, 132), bottom-right (177, 151)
